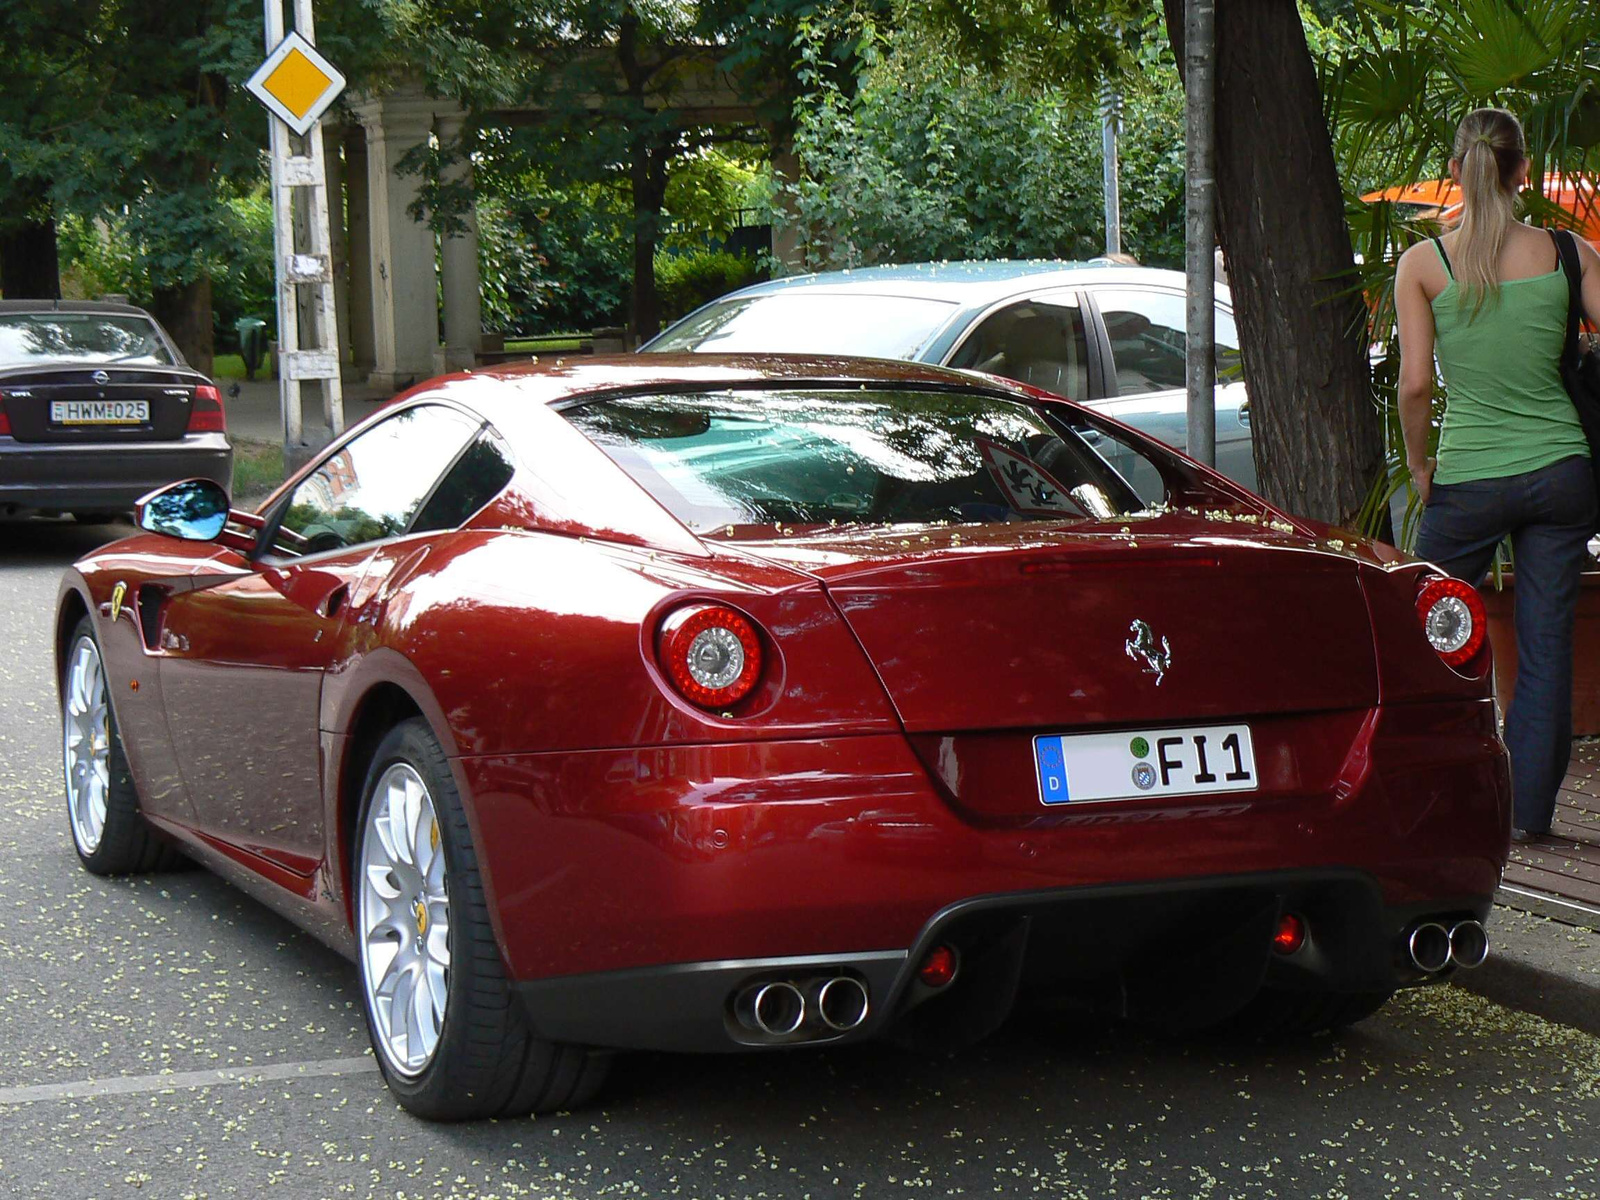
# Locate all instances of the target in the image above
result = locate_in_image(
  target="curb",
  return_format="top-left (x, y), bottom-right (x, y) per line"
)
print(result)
top-left (1449, 903), bottom-right (1600, 1037)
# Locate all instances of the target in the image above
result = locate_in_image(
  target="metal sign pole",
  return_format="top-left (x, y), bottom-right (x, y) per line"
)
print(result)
top-left (1184, 0), bottom-right (1216, 468)
top-left (1102, 84), bottom-right (1122, 257)
top-left (261, 0), bottom-right (345, 468)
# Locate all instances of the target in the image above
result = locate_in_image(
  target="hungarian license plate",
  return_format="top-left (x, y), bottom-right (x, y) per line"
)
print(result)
top-left (1034, 724), bottom-right (1257, 805)
top-left (50, 400), bottom-right (149, 425)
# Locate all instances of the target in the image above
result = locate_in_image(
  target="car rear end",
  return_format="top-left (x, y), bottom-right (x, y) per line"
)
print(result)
top-left (0, 305), bottom-right (231, 517)
top-left (461, 367), bottom-right (1510, 1055)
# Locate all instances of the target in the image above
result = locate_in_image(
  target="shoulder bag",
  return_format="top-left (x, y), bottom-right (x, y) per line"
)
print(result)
top-left (1549, 227), bottom-right (1600, 530)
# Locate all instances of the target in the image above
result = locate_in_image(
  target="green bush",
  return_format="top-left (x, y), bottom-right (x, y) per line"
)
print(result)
top-left (654, 249), bottom-right (764, 322)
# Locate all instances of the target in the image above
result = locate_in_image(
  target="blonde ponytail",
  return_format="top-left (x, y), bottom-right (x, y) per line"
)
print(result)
top-left (1451, 108), bottom-right (1526, 317)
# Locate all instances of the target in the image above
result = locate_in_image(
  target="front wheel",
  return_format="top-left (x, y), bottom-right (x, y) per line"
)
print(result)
top-left (61, 617), bottom-right (182, 874)
top-left (354, 718), bottom-right (609, 1119)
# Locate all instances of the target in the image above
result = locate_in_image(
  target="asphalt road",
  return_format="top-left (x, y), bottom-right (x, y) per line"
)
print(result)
top-left (3, 518), bottom-right (1600, 1200)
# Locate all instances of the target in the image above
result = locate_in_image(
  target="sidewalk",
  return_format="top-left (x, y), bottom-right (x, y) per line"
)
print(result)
top-left (221, 376), bottom-right (393, 447)
top-left (1499, 738), bottom-right (1600, 929)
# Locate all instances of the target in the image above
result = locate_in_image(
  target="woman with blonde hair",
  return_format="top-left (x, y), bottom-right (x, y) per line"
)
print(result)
top-left (1395, 106), bottom-right (1600, 841)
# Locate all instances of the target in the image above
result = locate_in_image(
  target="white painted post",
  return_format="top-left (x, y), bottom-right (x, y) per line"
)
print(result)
top-left (263, 0), bottom-right (346, 466)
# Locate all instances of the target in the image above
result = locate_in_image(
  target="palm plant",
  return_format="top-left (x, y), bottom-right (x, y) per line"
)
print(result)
top-left (1315, 0), bottom-right (1600, 547)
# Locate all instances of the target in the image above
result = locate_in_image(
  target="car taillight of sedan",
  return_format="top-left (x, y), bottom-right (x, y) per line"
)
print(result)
top-left (186, 384), bottom-right (227, 434)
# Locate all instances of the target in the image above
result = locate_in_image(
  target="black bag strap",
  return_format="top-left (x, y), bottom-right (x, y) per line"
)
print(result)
top-left (1550, 227), bottom-right (1584, 372)
top-left (1431, 236), bottom-right (1454, 278)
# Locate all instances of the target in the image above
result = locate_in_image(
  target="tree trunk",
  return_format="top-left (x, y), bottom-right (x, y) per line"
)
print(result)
top-left (629, 140), bottom-right (666, 343)
top-left (0, 218), bottom-right (61, 299)
top-left (1164, 0), bottom-right (1381, 524)
top-left (151, 277), bottom-right (214, 377)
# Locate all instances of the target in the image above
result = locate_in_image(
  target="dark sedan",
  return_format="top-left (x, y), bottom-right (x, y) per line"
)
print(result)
top-left (0, 300), bottom-right (231, 521)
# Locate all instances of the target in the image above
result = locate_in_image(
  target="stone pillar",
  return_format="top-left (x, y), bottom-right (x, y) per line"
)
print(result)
top-left (354, 95), bottom-right (439, 391)
top-left (344, 130), bottom-right (376, 377)
top-left (435, 114), bottom-right (483, 370)
top-left (323, 125), bottom-right (353, 372)
top-left (769, 133), bottom-right (804, 273)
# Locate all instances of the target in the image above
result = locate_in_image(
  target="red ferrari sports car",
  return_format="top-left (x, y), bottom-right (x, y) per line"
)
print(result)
top-left (57, 356), bottom-right (1510, 1120)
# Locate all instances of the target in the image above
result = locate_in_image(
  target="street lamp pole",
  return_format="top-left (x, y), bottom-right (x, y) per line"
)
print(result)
top-left (1102, 83), bottom-right (1122, 257)
top-left (1184, 0), bottom-right (1216, 468)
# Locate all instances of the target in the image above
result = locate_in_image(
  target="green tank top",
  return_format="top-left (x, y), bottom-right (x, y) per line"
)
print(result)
top-left (1428, 238), bottom-right (1589, 485)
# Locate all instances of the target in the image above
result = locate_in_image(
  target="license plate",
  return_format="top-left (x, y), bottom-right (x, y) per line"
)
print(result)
top-left (1034, 724), bottom-right (1257, 805)
top-left (50, 400), bottom-right (149, 425)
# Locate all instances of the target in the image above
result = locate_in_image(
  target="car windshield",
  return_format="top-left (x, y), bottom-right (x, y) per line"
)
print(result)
top-left (0, 313), bottom-right (174, 367)
top-left (644, 293), bottom-right (958, 359)
top-left (564, 387), bottom-right (1144, 535)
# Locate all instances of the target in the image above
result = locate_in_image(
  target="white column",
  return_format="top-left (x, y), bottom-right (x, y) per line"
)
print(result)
top-left (354, 96), bottom-right (439, 391)
top-left (436, 113), bottom-right (483, 370)
top-left (323, 124), bottom-right (353, 372)
top-left (768, 133), bottom-right (804, 272)
top-left (343, 129), bottom-right (376, 377)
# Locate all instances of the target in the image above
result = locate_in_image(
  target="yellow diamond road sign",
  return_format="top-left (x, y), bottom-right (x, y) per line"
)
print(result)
top-left (246, 31), bottom-right (345, 136)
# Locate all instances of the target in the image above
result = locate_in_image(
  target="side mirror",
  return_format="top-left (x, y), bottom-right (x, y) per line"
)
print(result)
top-left (136, 478), bottom-right (231, 542)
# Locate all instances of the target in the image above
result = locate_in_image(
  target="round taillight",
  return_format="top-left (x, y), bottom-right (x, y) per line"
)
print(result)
top-left (658, 603), bottom-right (763, 710)
top-left (1272, 913), bottom-right (1306, 956)
top-left (1414, 576), bottom-right (1486, 667)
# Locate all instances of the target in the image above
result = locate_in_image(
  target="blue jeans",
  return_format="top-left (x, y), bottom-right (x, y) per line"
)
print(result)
top-left (1414, 454), bottom-right (1596, 832)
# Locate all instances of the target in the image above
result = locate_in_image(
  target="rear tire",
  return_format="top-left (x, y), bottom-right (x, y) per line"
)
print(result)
top-left (354, 717), bottom-right (610, 1120)
top-left (61, 617), bottom-right (183, 874)
top-left (1224, 986), bottom-right (1393, 1039)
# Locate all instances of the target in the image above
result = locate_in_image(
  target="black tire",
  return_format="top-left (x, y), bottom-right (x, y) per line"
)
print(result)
top-left (1223, 986), bottom-right (1393, 1040)
top-left (71, 511), bottom-right (122, 525)
top-left (354, 717), bottom-right (611, 1120)
top-left (61, 616), bottom-right (184, 875)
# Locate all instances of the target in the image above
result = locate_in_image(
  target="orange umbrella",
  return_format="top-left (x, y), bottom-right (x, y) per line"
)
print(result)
top-left (1361, 173), bottom-right (1600, 245)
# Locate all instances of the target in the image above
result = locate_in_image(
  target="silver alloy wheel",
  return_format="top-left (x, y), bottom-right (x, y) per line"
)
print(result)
top-left (358, 761), bottom-right (451, 1078)
top-left (63, 635), bottom-right (111, 856)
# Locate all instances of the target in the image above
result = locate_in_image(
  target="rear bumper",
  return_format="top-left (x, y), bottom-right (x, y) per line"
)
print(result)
top-left (0, 434), bottom-right (232, 512)
top-left (514, 871), bottom-right (1487, 1053)
top-left (463, 698), bottom-right (1510, 1048)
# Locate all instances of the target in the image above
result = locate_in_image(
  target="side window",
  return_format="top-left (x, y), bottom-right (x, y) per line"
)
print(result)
top-left (1097, 289), bottom-right (1242, 395)
top-left (411, 427), bottom-right (517, 534)
top-left (268, 404), bottom-right (482, 557)
top-left (947, 298), bottom-right (1090, 402)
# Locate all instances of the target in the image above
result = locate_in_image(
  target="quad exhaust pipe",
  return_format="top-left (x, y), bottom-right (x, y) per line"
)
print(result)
top-left (734, 975), bottom-right (870, 1039)
top-left (1404, 918), bottom-right (1488, 973)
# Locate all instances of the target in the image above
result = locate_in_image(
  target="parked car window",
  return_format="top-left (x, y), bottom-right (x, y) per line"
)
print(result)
top-left (1096, 289), bottom-right (1243, 395)
top-left (565, 387), bottom-right (1145, 534)
top-left (411, 427), bottom-right (517, 534)
top-left (0, 313), bottom-right (174, 368)
top-left (268, 404), bottom-right (482, 557)
top-left (945, 298), bottom-right (1090, 401)
top-left (643, 293), bottom-right (959, 360)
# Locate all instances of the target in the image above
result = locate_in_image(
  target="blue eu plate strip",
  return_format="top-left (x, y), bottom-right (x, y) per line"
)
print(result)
top-left (1034, 736), bottom-right (1070, 804)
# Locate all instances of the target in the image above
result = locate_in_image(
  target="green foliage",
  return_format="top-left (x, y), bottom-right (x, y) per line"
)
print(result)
top-left (904, 0), bottom-right (1154, 99)
top-left (57, 185), bottom-right (276, 346)
top-left (787, 26), bottom-right (1185, 270)
top-left (662, 149), bottom-right (769, 251)
top-left (654, 249), bottom-right (763, 322)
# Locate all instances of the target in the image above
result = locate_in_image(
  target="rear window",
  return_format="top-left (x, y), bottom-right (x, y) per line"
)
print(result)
top-left (563, 388), bottom-right (1143, 535)
top-left (0, 313), bottom-right (174, 367)
top-left (644, 293), bottom-right (957, 359)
